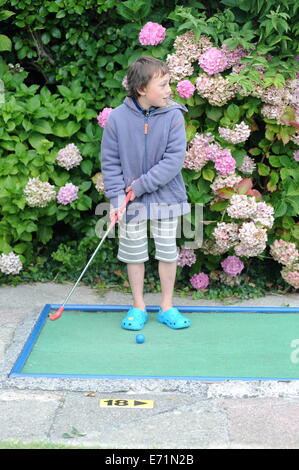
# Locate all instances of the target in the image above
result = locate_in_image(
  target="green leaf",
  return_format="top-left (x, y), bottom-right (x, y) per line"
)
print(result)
top-left (257, 163), bottom-right (270, 176)
top-left (41, 33), bottom-right (50, 45)
top-left (274, 201), bottom-right (287, 217)
top-left (65, 121), bottom-right (80, 137)
top-left (186, 123), bottom-right (196, 141)
top-left (27, 96), bottom-right (41, 113)
top-left (32, 120), bottom-right (53, 134)
top-left (13, 243), bottom-right (27, 254)
top-left (80, 181), bottom-right (92, 192)
top-left (210, 200), bottom-right (229, 211)
top-left (226, 104), bottom-right (240, 122)
top-left (202, 168), bottom-right (215, 182)
top-left (0, 10), bottom-right (15, 21)
top-left (0, 238), bottom-right (12, 253)
top-left (28, 133), bottom-right (53, 153)
top-left (71, 427), bottom-right (87, 437)
top-left (76, 195), bottom-right (92, 211)
top-left (56, 10), bottom-right (66, 18)
top-left (103, 78), bottom-right (121, 88)
top-left (80, 159), bottom-right (93, 176)
top-left (291, 224), bottom-right (299, 240)
top-left (269, 155), bottom-right (281, 167)
top-left (37, 225), bottom-right (53, 244)
top-left (52, 123), bottom-right (70, 137)
top-left (280, 168), bottom-right (295, 180)
top-left (206, 107), bottom-right (223, 122)
top-left (57, 85), bottom-right (72, 99)
top-left (267, 171), bottom-right (279, 191)
top-left (51, 27), bottom-right (61, 39)
top-left (0, 34), bottom-right (12, 51)
top-left (287, 182), bottom-right (299, 196)
top-left (62, 433), bottom-right (74, 439)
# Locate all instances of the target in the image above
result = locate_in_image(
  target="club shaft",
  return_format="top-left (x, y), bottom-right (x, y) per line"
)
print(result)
top-left (60, 191), bottom-right (132, 308)
top-left (61, 226), bottom-right (111, 307)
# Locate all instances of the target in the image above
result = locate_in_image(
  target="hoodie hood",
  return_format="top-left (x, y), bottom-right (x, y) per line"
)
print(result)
top-left (124, 96), bottom-right (188, 116)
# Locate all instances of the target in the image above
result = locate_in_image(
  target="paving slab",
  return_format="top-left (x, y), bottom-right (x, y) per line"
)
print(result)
top-left (0, 282), bottom-right (299, 449)
top-left (48, 392), bottom-right (228, 449)
top-left (215, 397), bottom-right (299, 449)
top-left (0, 389), bottom-right (63, 442)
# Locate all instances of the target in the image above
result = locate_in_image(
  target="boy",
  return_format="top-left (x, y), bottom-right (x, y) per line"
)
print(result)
top-left (101, 56), bottom-right (191, 330)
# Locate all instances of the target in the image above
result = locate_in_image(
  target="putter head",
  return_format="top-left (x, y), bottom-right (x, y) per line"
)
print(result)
top-left (49, 306), bottom-right (64, 321)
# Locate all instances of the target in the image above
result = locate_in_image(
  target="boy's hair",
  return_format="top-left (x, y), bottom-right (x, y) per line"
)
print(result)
top-left (126, 56), bottom-right (169, 100)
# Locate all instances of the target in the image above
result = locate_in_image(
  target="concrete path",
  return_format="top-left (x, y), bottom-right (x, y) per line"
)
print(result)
top-left (0, 282), bottom-right (299, 449)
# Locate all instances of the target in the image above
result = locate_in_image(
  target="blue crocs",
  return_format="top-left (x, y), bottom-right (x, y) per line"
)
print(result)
top-left (121, 307), bottom-right (148, 331)
top-left (158, 307), bottom-right (191, 329)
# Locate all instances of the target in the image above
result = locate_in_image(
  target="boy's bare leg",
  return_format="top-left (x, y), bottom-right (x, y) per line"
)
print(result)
top-left (127, 262), bottom-right (146, 311)
top-left (158, 260), bottom-right (177, 311)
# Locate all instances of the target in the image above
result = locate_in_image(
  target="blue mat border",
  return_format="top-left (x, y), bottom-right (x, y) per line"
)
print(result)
top-left (9, 303), bottom-right (299, 381)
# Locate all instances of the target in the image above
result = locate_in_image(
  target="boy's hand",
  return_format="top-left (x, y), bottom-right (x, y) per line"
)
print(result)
top-left (125, 183), bottom-right (136, 201)
top-left (109, 183), bottom-right (136, 223)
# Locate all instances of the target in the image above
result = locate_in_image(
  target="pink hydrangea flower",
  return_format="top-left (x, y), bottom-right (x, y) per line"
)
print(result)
top-left (212, 222), bottom-right (239, 252)
top-left (199, 47), bottom-right (228, 75)
top-left (293, 150), bottom-right (299, 162)
top-left (190, 272), bottom-right (209, 290)
top-left (281, 265), bottom-right (299, 288)
top-left (24, 178), bottom-right (56, 208)
top-left (221, 255), bottom-right (244, 277)
top-left (166, 54), bottom-right (194, 82)
top-left (218, 121), bottom-right (251, 144)
top-left (183, 132), bottom-right (215, 171)
top-left (196, 73), bottom-right (237, 106)
top-left (270, 239), bottom-right (299, 266)
top-left (214, 155), bottom-right (236, 175)
top-left (177, 248), bottom-right (196, 267)
top-left (57, 183), bottom-right (79, 205)
top-left (176, 80), bottom-right (195, 99)
top-left (221, 44), bottom-right (249, 68)
top-left (97, 107), bottom-right (113, 128)
top-left (139, 22), bottom-right (166, 46)
top-left (56, 143), bottom-right (82, 170)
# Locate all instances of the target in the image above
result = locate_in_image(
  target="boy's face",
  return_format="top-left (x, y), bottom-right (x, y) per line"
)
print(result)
top-left (137, 73), bottom-right (172, 109)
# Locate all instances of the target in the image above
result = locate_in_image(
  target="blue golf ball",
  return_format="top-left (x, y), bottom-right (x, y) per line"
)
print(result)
top-left (136, 334), bottom-right (145, 344)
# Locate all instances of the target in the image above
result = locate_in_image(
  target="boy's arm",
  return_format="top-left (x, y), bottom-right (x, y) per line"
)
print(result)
top-left (131, 109), bottom-right (186, 197)
top-left (100, 117), bottom-right (126, 209)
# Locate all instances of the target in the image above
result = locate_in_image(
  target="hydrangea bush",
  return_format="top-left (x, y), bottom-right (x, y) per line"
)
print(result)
top-left (101, 4), bottom-right (299, 294)
top-left (164, 13), bottom-right (299, 292)
top-left (0, 57), bottom-right (103, 275)
top-left (1, 0), bottom-right (299, 297)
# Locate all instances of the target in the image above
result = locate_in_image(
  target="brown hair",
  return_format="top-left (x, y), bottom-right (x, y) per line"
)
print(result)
top-left (126, 56), bottom-right (169, 100)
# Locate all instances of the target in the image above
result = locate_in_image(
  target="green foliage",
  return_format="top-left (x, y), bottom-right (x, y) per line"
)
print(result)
top-left (0, 0), bottom-right (299, 297)
top-left (0, 57), bottom-right (103, 260)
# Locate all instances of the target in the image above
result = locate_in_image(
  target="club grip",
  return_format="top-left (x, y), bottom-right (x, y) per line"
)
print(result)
top-left (109, 190), bottom-right (133, 227)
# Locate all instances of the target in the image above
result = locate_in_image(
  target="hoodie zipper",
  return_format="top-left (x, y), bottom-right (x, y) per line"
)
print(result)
top-left (144, 110), bottom-right (150, 216)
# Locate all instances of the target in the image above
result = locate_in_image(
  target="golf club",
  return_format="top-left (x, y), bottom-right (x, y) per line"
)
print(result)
top-left (49, 190), bottom-right (132, 321)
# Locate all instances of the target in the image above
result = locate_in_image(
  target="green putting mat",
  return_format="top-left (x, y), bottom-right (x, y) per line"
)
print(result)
top-left (19, 310), bottom-right (299, 379)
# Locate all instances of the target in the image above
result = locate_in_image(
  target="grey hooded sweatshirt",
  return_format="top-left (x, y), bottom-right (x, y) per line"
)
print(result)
top-left (100, 95), bottom-right (191, 222)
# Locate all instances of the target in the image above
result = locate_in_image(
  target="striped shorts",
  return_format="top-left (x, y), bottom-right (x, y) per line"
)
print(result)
top-left (117, 217), bottom-right (179, 264)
